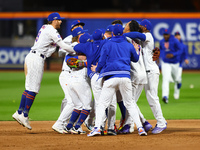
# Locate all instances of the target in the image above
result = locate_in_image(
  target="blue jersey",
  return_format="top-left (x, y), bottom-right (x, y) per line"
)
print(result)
top-left (179, 40), bottom-right (188, 67)
top-left (160, 35), bottom-right (182, 63)
top-left (96, 35), bottom-right (139, 80)
top-left (74, 39), bottom-right (107, 78)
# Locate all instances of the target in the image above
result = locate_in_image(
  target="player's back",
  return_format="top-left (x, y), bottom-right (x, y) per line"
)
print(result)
top-left (104, 36), bottom-right (134, 71)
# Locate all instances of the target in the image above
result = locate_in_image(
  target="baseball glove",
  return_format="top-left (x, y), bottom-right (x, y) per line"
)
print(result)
top-left (66, 58), bottom-right (87, 69)
top-left (152, 47), bottom-right (160, 61)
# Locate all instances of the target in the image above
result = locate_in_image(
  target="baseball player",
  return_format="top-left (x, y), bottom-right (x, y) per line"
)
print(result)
top-left (52, 28), bottom-right (89, 134)
top-left (174, 32), bottom-right (189, 99)
top-left (59, 28), bottom-right (93, 134)
top-left (12, 12), bottom-right (75, 130)
top-left (58, 20), bottom-right (85, 111)
top-left (117, 20), bottom-right (149, 134)
top-left (160, 29), bottom-right (182, 103)
top-left (88, 24), bottom-right (147, 137)
top-left (125, 19), bottom-right (167, 134)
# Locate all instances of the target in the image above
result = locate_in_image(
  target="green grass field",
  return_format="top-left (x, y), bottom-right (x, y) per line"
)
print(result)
top-left (0, 71), bottom-right (200, 121)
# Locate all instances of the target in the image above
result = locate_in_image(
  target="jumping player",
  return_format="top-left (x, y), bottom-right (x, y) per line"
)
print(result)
top-left (12, 12), bottom-right (75, 130)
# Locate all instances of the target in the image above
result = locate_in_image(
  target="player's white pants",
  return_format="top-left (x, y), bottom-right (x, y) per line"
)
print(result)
top-left (25, 52), bottom-right (45, 93)
top-left (174, 66), bottom-right (182, 98)
top-left (124, 83), bottom-right (146, 126)
top-left (94, 77), bottom-right (143, 129)
top-left (53, 71), bottom-right (75, 129)
top-left (59, 71), bottom-right (74, 113)
top-left (144, 72), bottom-right (166, 128)
top-left (161, 61), bottom-right (180, 98)
top-left (68, 76), bottom-right (92, 110)
top-left (91, 74), bottom-right (116, 129)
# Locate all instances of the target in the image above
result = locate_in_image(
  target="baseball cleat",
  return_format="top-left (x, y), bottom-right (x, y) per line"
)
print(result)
top-left (71, 127), bottom-right (86, 134)
top-left (143, 121), bottom-right (153, 132)
top-left (118, 124), bottom-right (130, 134)
top-left (83, 122), bottom-right (94, 131)
top-left (87, 127), bottom-right (101, 137)
top-left (19, 114), bottom-right (32, 130)
top-left (138, 127), bottom-right (147, 136)
top-left (63, 127), bottom-right (72, 134)
top-left (107, 129), bottom-right (117, 136)
top-left (12, 111), bottom-right (22, 125)
top-left (52, 126), bottom-right (64, 134)
top-left (152, 125), bottom-right (167, 134)
top-left (162, 96), bottom-right (168, 104)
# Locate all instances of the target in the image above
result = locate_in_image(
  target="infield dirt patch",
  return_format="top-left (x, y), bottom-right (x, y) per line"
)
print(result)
top-left (0, 120), bottom-right (200, 150)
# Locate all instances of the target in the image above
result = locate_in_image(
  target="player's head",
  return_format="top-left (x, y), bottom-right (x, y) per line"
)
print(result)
top-left (47, 12), bottom-right (64, 29)
top-left (72, 27), bottom-right (88, 43)
top-left (163, 28), bottom-right (170, 41)
top-left (174, 32), bottom-right (181, 41)
top-left (79, 33), bottom-right (92, 43)
top-left (104, 25), bottom-right (113, 38)
top-left (140, 19), bottom-right (152, 32)
top-left (71, 20), bottom-right (85, 31)
top-left (123, 20), bottom-right (139, 33)
top-left (92, 29), bottom-right (104, 41)
top-left (113, 24), bottom-right (123, 36)
top-left (112, 20), bottom-right (123, 25)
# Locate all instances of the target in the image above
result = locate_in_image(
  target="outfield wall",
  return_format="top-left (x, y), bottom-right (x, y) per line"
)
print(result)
top-left (0, 12), bottom-right (200, 69)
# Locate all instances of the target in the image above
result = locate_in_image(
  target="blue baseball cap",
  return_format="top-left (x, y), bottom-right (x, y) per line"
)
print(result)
top-left (71, 20), bottom-right (85, 30)
top-left (72, 27), bottom-right (88, 37)
top-left (175, 31), bottom-right (180, 35)
top-left (47, 12), bottom-right (65, 21)
top-left (79, 33), bottom-right (92, 43)
top-left (140, 19), bottom-right (152, 31)
top-left (106, 25), bottom-right (114, 32)
top-left (113, 24), bottom-right (123, 35)
top-left (163, 28), bottom-right (170, 35)
top-left (92, 29), bottom-right (104, 41)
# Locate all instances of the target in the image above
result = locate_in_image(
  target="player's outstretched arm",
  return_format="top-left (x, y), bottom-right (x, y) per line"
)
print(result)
top-left (56, 40), bottom-right (76, 53)
top-left (124, 32), bottom-right (146, 41)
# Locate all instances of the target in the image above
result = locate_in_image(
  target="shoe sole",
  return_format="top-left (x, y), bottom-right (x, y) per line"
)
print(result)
top-left (52, 127), bottom-right (64, 134)
top-left (71, 130), bottom-right (86, 134)
top-left (12, 116), bottom-right (22, 125)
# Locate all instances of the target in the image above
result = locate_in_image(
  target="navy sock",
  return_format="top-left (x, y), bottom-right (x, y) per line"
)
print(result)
top-left (66, 109), bottom-right (81, 129)
top-left (75, 109), bottom-right (90, 129)
top-left (18, 90), bottom-right (29, 114)
top-left (177, 83), bottom-right (182, 89)
top-left (118, 101), bottom-right (126, 120)
top-left (23, 91), bottom-right (36, 117)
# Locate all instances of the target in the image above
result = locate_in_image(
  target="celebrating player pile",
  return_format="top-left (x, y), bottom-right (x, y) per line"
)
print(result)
top-left (12, 12), bottom-right (167, 136)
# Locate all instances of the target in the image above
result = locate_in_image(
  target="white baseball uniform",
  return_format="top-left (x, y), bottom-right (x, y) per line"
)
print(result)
top-left (142, 32), bottom-right (166, 128)
top-left (25, 24), bottom-right (64, 93)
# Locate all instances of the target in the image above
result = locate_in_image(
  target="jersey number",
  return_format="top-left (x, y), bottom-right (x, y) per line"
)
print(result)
top-left (35, 31), bottom-right (41, 42)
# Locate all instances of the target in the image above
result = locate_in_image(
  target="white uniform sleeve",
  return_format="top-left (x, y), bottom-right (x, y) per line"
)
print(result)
top-left (56, 40), bottom-right (76, 53)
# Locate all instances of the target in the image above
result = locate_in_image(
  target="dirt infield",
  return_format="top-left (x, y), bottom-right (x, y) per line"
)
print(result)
top-left (0, 120), bottom-right (200, 150)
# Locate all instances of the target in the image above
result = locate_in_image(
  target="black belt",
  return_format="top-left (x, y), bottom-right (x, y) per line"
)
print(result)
top-left (32, 51), bottom-right (45, 59)
top-left (62, 70), bottom-right (71, 73)
top-left (146, 70), bottom-right (150, 73)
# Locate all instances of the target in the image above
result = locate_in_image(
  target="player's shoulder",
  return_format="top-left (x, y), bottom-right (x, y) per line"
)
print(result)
top-left (63, 35), bottom-right (72, 44)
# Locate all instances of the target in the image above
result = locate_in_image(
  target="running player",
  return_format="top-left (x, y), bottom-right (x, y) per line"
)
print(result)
top-left (174, 32), bottom-right (189, 99)
top-left (160, 29), bottom-right (182, 103)
top-left (12, 12), bottom-right (75, 130)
